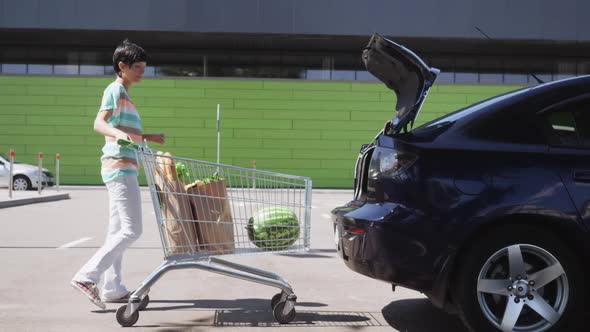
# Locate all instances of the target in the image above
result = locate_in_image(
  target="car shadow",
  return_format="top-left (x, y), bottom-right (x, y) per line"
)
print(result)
top-left (382, 298), bottom-right (468, 332)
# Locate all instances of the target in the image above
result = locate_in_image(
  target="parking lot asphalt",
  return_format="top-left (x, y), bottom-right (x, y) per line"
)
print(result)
top-left (0, 187), bottom-right (467, 332)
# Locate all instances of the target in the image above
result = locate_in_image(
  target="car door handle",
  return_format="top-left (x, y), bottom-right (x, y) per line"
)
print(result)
top-left (574, 171), bottom-right (590, 183)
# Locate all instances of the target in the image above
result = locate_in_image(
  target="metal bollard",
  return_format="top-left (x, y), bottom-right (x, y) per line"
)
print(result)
top-left (38, 152), bottom-right (43, 195)
top-left (252, 160), bottom-right (256, 189)
top-left (8, 149), bottom-right (14, 198)
top-left (56, 153), bottom-right (60, 192)
top-left (216, 104), bottom-right (221, 175)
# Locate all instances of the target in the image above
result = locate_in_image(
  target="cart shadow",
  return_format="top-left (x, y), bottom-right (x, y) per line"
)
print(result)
top-left (140, 309), bottom-right (380, 330)
top-left (149, 308), bottom-right (380, 328)
top-left (96, 298), bottom-right (383, 328)
top-left (382, 298), bottom-right (468, 332)
top-left (212, 309), bottom-right (381, 327)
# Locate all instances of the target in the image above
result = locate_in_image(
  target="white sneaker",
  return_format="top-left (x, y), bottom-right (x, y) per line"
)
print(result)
top-left (70, 280), bottom-right (106, 310)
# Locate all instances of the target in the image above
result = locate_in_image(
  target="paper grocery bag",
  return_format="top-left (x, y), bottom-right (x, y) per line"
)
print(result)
top-left (155, 152), bottom-right (199, 254)
top-left (185, 179), bottom-right (235, 255)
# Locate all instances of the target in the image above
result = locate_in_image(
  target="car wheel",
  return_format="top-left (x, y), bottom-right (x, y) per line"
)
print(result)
top-left (13, 175), bottom-right (32, 191)
top-left (453, 225), bottom-right (583, 332)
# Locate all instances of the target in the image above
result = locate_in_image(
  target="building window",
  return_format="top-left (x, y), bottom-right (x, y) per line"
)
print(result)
top-left (0, 50), bottom-right (587, 85)
top-left (79, 65), bottom-right (104, 76)
top-left (455, 72), bottom-right (479, 84)
top-left (28, 64), bottom-right (53, 75)
top-left (2, 64), bottom-right (26, 74)
top-left (144, 66), bottom-right (156, 77)
top-left (54, 65), bottom-right (79, 75)
top-left (332, 69), bottom-right (356, 81)
top-left (479, 73), bottom-right (503, 85)
top-left (436, 72), bottom-right (455, 84)
top-left (354, 70), bottom-right (378, 82)
top-left (504, 74), bottom-right (529, 85)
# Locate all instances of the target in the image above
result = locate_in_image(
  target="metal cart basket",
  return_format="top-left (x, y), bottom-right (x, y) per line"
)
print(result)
top-left (115, 141), bottom-right (312, 327)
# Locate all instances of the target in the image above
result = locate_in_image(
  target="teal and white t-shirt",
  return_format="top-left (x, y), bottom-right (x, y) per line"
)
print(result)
top-left (99, 82), bottom-right (143, 183)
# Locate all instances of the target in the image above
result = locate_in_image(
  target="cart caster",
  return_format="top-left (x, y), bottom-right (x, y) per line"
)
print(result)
top-left (272, 301), bottom-right (296, 324)
top-left (270, 292), bottom-right (284, 309)
top-left (139, 294), bottom-right (150, 310)
top-left (116, 305), bottom-right (139, 327)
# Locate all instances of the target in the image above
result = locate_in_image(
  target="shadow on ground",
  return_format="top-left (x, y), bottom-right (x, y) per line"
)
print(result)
top-left (96, 298), bottom-right (384, 329)
top-left (97, 297), bottom-right (470, 330)
top-left (382, 298), bottom-right (468, 332)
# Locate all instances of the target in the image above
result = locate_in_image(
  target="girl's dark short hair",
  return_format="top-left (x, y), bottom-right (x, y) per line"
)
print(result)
top-left (113, 39), bottom-right (147, 77)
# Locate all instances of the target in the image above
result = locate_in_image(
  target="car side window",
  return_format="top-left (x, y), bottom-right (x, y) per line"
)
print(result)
top-left (547, 112), bottom-right (579, 146)
top-left (545, 99), bottom-right (589, 148)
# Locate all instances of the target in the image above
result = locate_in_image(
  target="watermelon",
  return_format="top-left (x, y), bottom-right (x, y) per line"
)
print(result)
top-left (247, 207), bottom-right (300, 249)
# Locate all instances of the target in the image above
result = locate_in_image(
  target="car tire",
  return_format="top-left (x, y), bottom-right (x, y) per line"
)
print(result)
top-left (13, 175), bottom-right (32, 191)
top-left (452, 225), bottom-right (583, 332)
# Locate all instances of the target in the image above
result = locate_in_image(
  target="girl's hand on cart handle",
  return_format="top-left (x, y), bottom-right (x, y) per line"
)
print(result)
top-left (117, 133), bottom-right (134, 147)
top-left (117, 138), bottom-right (141, 150)
top-left (116, 132), bottom-right (131, 142)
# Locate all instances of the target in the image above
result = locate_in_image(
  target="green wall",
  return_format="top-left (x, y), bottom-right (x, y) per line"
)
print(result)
top-left (0, 75), bottom-right (520, 188)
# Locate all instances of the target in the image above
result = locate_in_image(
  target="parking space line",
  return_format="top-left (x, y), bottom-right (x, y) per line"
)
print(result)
top-left (57, 237), bottom-right (92, 249)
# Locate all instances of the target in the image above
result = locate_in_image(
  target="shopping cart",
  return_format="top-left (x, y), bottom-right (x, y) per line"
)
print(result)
top-left (114, 140), bottom-right (312, 327)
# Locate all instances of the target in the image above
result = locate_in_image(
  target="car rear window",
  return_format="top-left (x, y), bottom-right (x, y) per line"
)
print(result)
top-left (415, 87), bottom-right (532, 130)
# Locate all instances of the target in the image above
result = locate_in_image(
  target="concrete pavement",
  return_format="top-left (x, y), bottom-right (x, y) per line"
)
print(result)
top-left (0, 188), bottom-right (467, 332)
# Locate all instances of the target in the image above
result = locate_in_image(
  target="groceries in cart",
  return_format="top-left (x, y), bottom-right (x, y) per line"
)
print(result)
top-left (155, 151), bottom-right (234, 255)
top-left (153, 150), bottom-right (307, 255)
top-left (154, 152), bottom-right (199, 254)
top-left (184, 171), bottom-right (235, 255)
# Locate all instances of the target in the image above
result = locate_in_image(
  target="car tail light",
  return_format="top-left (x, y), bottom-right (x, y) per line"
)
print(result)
top-left (368, 147), bottom-right (417, 179)
top-left (345, 225), bottom-right (366, 235)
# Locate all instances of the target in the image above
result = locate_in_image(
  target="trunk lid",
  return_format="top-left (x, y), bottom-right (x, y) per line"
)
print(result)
top-left (362, 33), bottom-right (439, 134)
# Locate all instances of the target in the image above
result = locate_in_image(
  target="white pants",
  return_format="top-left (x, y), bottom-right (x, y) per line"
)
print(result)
top-left (73, 175), bottom-right (143, 300)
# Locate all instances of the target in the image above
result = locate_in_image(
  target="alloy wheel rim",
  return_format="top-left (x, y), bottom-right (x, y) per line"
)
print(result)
top-left (476, 244), bottom-right (568, 332)
top-left (13, 178), bottom-right (28, 191)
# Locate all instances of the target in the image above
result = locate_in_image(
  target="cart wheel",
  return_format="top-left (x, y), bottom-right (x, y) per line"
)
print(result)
top-left (116, 305), bottom-right (139, 327)
top-left (272, 301), bottom-right (296, 324)
top-left (139, 294), bottom-right (150, 310)
top-left (270, 292), bottom-right (283, 310)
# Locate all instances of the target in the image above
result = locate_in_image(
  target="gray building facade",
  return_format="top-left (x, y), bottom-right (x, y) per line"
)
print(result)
top-left (1, 0), bottom-right (589, 83)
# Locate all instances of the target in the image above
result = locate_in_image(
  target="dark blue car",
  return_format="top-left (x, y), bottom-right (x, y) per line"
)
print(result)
top-left (331, 33), bottom-right (589, 332)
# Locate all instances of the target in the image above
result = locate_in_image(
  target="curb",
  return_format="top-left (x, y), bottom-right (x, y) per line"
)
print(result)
top-left (0, 193), bottom-right (71, 209)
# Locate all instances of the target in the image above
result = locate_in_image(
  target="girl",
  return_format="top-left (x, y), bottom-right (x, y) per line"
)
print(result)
top-left (71, 40), bottom-right (165, 308)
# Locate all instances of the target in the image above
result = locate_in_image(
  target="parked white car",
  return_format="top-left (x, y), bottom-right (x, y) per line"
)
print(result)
top-left (0, 154), bottom-right (54, 190)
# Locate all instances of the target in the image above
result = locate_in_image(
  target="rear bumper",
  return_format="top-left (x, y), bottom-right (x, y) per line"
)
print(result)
top-left (331, 201), bottom-right (441, 293)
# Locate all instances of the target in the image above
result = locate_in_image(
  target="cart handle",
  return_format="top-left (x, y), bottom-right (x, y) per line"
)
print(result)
top-left (117, 139), bottom-right (140, 150)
